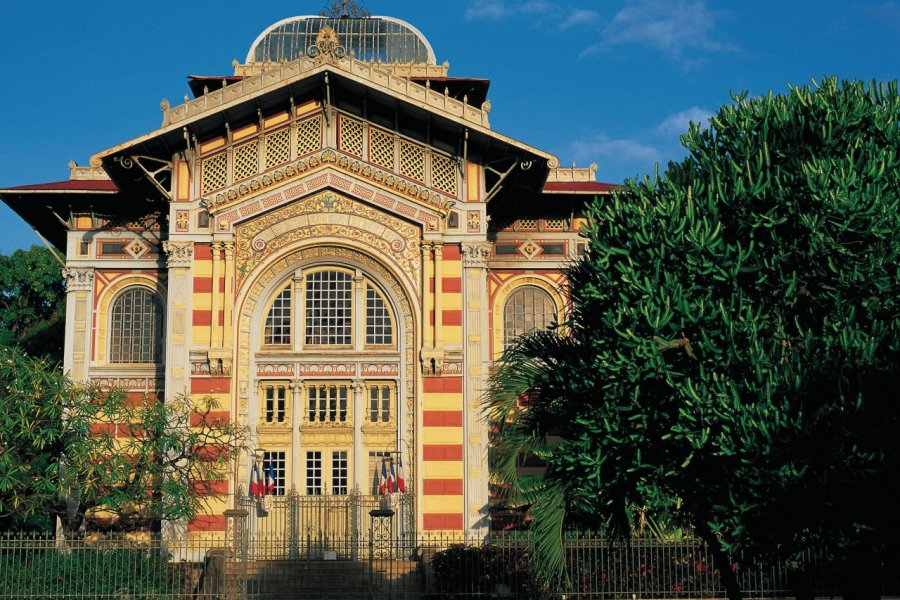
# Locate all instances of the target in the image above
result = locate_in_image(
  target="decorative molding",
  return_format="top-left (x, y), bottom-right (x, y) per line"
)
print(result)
top-left (461, 243), bottom-right (491, 269)
top-left (233, 190), bottom-right (421, 290)
top-left (90, 377), bottom-right (165, 391)
top-left (205, 149), bottom-right (453, 218)
top-left (62, 267), bottom-right (94, 292)
top-left (163, 241), bottom-right (193, 267)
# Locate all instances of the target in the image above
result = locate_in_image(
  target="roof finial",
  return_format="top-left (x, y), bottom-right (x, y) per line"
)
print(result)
top-left (320, 1), bottom-right (369, 18)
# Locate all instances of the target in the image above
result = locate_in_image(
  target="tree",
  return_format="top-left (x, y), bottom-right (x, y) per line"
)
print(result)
top-left (0, 347), bottom-right (249, 533)
top-left (0, 245), bottom-right (66, 361)
top-left (488, 77), bottom-right (900, 599)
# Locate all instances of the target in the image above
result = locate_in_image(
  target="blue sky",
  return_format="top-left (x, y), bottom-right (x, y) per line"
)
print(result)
top-left (1, 1), bottom-right (898, 253)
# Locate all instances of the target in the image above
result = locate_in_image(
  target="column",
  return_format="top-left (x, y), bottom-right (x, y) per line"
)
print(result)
top-left (62, 267), bottom-right (94, 382)
top-left (433, 241), bottom-right (443, 351)
top-left (210, 241), bottom-right (222, 348)
top-left (290, 378), bottom-right (304, 490)
top-left (163, 242), bottom-right (194, 398)
top-left (461, 243), bottom-right (492, 534)
top-left (222, 241), bottom-right (235, 349)
top-left (352, 379), bottom-right (366, 491)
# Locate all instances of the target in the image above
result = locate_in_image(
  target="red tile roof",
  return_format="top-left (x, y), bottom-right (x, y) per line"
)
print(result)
top-left (1, 179), bottom-right (119, 192)
top-left (542, 181), bottom-right (617, 194)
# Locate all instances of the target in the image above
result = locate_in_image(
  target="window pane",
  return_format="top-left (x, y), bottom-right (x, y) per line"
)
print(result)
top-left (332, 451), bottom-right (348, 495)
top-left (305, 271), bottom-right (352, 345)
top-left (306, 451), bottom-right (322, 496)
top-left (110, 287), bottom-right (162, 363)
top-left (503, 286), bottom-right (556, 348)
top-left (365, 285), bottom-right (393, 345)
top-left (264, 285), bottom-right (292, 345)
top-left (262, 452), bottom-right (286, 495)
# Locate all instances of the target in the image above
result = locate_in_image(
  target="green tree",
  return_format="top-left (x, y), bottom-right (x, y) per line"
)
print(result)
top-left (488, 77), bottom-right (900, 599)
top-left (0, 347), bottom-right (249, 533)
top-left (0, 245), bottom-right (66, 361)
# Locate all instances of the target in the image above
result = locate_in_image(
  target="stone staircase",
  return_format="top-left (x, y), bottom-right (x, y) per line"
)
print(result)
top-left (227, 558), bottom-right (422, 599)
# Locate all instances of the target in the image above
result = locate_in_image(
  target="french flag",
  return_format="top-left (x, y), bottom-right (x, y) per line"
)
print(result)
top-left (249, 463), bottom-right (264, 498)
top-left (379, 457), bottom-right (388, 496)
top-left (264, 463), bottom-right (277, 495)
top-left (396, 456), bottom-right (406, 493)
top-left (388, 458), bottom-right (396, 493)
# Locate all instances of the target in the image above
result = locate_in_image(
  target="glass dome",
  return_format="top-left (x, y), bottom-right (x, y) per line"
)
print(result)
top-left (246, 16), bottom-right (436, 65)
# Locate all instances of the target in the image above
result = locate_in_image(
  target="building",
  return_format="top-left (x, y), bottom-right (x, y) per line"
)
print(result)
top-left (0, 12), bottom-right (612, 538)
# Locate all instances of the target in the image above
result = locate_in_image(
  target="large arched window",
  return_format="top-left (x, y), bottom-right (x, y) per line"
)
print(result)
top-left (109, 287), bottom-right (163, 363)
top-left (259, 268), bottom-right (396, 349)
top-left (503, 286), bottom-right (556, 348)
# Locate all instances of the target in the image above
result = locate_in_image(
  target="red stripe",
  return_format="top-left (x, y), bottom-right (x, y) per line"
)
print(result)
top-left (442, 310), bottom-right (462, 326)
top-left (422, 445), bottom-right (463, 461)
top-left (194, 245), bottom-right (213, 260)
top-left (193, 277), bottom-right (212, 293)
top-left (423, 479), bottom-right (464, 495)
top-left (191, 480), bottom-right (229, 496)
top-left (423, 410), bottom-right (463, 427)
top-left (191, 310), bottom-right (224, 326)
top-left (188, 515), bottom-right (226, 532)
top-left (423, 377), bottom-right (463, 393)
top-left (191, 378), bottom-right (231, 394)
top-left (423, 513), bottom-right (463, 531)
top-left (442, 245), bottom-right (461, 261)
top-left (428, 277), bottom-right (462, 293)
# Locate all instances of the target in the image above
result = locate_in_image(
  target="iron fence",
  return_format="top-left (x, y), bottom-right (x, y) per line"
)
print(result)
top-left (1, 530), bottom-right (896, 599)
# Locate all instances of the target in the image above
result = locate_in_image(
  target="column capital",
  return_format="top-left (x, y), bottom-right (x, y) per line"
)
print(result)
top-left (62, 266), bottom-right (94, 292)
top-left (289, 378), bottom-right (304, 391)
top-left (461, 243), bottom-right (492, 269)
top-left (163, 241), bottom-right (193, 268)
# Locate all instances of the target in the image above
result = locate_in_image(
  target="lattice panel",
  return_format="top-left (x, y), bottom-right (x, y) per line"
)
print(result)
top-left (545, 218), bottom-right (566, 230)
top-left (265, 128), bottom-right (291, 169)
top-left (339, 116), bottom-right (364, 157)
top-left (297, 116), bottom-right (322, 156)
top-left (370, 128), bottom-right (395, 169)
top-left (399, 140), bottom-right (425, 182)
top-left (518, 219), bottom-right (537, 230)
top-left (431, 153), bottom-right (458, 196)
top-left (233, 140), bottom-right (259, 182)
top-left (201, 152), bottom-right (227, 194)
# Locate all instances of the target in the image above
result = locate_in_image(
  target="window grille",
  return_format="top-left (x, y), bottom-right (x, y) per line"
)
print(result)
top-left (332, 451), bottom-right (348, 495)
top-left (339, 116), bottom-right (364, 157)
top-left (369, 128), bottom-right (395, 169)
top-left (201, 152), bottom-right (227, 194)
top-left (517, 218), bottom-right (537, 230)
top-left (262, 452), bottom-right (286, 495)
top-left (503, 286), bottom-right (556, 348)
top-left (264, 285), bottom-right (292, 345)
top-left (306, 451), bottom-right (322, 496)
top-left (431, 153), bottom-right (458, 196)
top-left (369, 385), bottom-right (392, 423)
top-left (110, 287), bottom-right (162, 364)
top-left (305, 270), bottom-right (352, 345)
top-left (233, 140), bottom-right (259, 182)
top-left (365, 285), bottom-right (393, 345)
top-left (296, 116), bottom-right (322, 157)
top-left (264, 128), bottom-right (291, 169)
top-left (545, 218), bottom-right (566, 230)
top-left (399, 140), bottom-right (425, 182)
top-left (307, 384), bottom-right (349, 423)
top-left (263, 384), bottom-right (287, 423)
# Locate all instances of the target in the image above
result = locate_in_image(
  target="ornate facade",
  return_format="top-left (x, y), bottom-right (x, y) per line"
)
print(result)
top-left (1, 14), bottom-right (612, 536)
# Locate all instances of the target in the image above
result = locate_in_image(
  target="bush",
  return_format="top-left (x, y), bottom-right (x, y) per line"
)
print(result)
top-left (430, 543), bottom-right (541, 599)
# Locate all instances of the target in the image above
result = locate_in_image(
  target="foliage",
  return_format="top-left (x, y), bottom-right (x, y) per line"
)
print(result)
top-left (0, 544), bottom-right (184, 597)
top-left (488, 77), bottom-right (900, 596)
top-left (0, 246), bottom-right (65, 361)
top-left (0, 347), bottom-right (249, 532)
top-left (430, 542), bottom-right (540, 599)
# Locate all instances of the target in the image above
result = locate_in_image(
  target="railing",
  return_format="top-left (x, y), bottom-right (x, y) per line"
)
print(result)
top-left (2, 530), bottom-right (898, 599)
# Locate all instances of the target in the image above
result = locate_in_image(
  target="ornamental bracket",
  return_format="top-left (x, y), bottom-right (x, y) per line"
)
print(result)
top-left (114, 155), bottom-right (174, 201)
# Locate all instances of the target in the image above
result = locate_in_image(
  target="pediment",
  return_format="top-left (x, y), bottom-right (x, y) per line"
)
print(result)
top-left (203, 145), bottom-right (452, 229)
top-left (232, 188), bottom-right (422, 291)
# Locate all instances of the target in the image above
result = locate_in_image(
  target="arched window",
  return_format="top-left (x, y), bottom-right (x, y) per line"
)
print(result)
top-left (264, 284), bottom-right (292, 345)
top-left (503, 286), bottom-right (556, 348)
top-left (109, 287), bottom-right (163, 363)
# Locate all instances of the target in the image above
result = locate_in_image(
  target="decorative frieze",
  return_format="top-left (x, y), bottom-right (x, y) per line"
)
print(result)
top-left (461, 243), bottom-right (491, 269)
top-left (163, 241), bottom-right (193, 267)
top-left (62, 267), bottom-right (94, 292)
